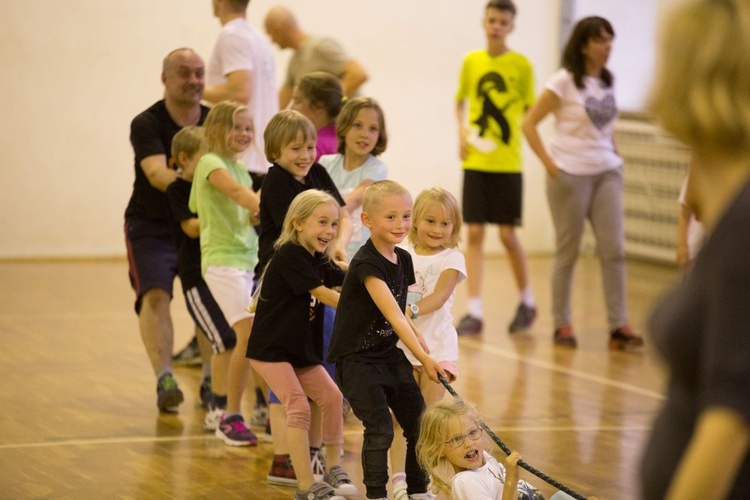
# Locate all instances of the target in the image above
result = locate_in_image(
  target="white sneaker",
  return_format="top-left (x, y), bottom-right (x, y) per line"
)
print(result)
top-left (392, 480), bottom-right (408, 500)
top-left (310, 447), bottom-right (327, 482)
top-left (203, 407), bottom-right (223, 431)
top-left (251, 402), bottom-right (269, 428)
top-left (408, 493), bottom-right (436, 499)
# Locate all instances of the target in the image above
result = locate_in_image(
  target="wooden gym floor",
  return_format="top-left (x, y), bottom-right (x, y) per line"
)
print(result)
top-left (0, 255), bottom-right (678, 499)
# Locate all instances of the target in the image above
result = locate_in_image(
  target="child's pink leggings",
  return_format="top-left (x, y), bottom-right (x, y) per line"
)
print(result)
top-left (249, 360), bottom-right (344, 445)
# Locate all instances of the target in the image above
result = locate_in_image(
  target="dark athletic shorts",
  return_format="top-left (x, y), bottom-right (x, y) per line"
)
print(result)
top-left (124, 218), bottom-right (178, 314)
top-left (462, 170), bottom-right (523, 226)
top-left (183, 282), bottom-right (236, 354)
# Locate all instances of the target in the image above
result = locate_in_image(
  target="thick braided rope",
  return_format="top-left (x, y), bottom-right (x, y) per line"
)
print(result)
top-left (438, 374), bottom-right (587, 500)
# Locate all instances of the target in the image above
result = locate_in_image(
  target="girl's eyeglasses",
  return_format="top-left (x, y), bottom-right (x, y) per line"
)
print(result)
top-left (444, 426), bottom-right (483, 448)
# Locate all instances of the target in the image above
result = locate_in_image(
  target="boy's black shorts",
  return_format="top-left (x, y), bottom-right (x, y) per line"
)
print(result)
top-left (462, 170), bottom-right (523, 226)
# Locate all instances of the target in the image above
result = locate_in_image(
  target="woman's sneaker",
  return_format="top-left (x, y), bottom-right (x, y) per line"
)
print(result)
top-left (267, 454), bottom-right (297, 486)
top-left (294, 482), bottom-right (345, 500)
top-left (324, 465), bottom-right (357, 496)
top-left (609, 326), bottom-right (644, 350)
top-left (215, 414), bottom-right (257, 446)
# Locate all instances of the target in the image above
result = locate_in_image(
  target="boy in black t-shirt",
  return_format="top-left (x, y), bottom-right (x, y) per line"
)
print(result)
top-left (327, 180), bottom-right (446, 500)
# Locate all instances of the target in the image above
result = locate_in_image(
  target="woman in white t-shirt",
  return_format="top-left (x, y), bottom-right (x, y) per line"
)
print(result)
top-left (522, 16), bottom-right (643, 350)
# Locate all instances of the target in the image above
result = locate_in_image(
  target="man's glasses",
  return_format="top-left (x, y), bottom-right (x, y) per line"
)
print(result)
top-left (444, 426), bottom-right (483, 448)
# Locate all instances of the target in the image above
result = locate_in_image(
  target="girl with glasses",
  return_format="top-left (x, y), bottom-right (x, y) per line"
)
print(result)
top-left (417, 398), bottom-right (579, 499)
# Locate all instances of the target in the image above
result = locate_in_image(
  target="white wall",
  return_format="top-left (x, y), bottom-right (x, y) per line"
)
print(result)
top-left (0, 0), bottom-right (667, 258)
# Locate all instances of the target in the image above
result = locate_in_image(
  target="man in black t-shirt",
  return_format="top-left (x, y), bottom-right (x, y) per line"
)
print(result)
top-left (124, 48), bottom-right (209, 412)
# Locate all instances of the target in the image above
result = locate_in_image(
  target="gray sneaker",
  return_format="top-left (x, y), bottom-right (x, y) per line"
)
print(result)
top-left (323, 465), bottom-right (357, 496)
top-left (456, 314), bottom-right (483, 336)
top-left (508, 303), bottom-right (536, 333)
top-left (294, 481), bottom-right (345, 500)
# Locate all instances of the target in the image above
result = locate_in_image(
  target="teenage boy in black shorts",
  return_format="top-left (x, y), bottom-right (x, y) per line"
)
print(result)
top-left (455, 0), bottom-right (537, 335)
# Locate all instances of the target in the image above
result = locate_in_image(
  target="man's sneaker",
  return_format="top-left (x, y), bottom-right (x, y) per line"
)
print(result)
top-left (251, 400), bottom-right (269, 428)
top-left (456, 314), bottom-right (483, 336)
top-left (203, 406), bottom-right (223, 431)
top-left (408, 493), bottom-right (437, 499)
top-left (609, 326), bottom-right (644, 351)
top-left (172, 335), bottom-right (201, 366)
top-left (294, 482), bottom-right (345, 500)
top-left (215, 414), bottom-right (258, 446)
top-left (199, 376), bottom-right (212, 408)
top-left (323, 465), bottom-right (357, 496)
top-left (267, 454), bottom-right (297, 486)
top-left (508, 303), bottom-right (537, 333)
top-left (156, 373), bottom-right (184, 412)
top-left (310, 447), bottom-right (327, 482)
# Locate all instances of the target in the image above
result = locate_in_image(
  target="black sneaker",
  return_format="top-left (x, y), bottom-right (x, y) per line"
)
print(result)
top-left (199, 376), bottom-right (212, 408)
top-left (215, 414), bottom-right (258, 446)
top-left (156, 373), bottom-right (184, 412)
top-left (456, 314), bottom-right (483, 336)
top-left (508, 303), bottom-right (537, 333)
top-left (172, 335), bottom-right (201, 366)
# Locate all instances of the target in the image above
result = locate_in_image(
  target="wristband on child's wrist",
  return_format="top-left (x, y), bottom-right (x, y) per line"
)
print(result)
top-left (408, 303), bottom-right (419, 320)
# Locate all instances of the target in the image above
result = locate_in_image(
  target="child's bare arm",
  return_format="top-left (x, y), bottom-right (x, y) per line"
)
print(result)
top-left (501, 452), bottom-right (521, 500)
top-left (310, 285), bottom-right (340, 308)
top-left (405, 314), bottom-right (430, 355)
top-left (409, 269), bottom-right (462, 317)
top-left (344, 179), bottom-right (376, 214)
top-left (180, 217), bottom-right (200, 239)
top-left (334, 207), bottom-right (352, 263)
top-left (364, 276), bottom-right (446, 382)
top-left (207, 168), bottom-right (260, 213)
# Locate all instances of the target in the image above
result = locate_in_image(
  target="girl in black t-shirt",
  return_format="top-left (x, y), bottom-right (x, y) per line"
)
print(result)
top-left (247, 190), bottom-right (356, 499)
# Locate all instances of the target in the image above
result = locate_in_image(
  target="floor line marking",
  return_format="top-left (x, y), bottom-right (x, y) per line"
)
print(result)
top-left (0, 425), bottom-right (651, 451)
top-left (459, 338), bottom-right (666, 400)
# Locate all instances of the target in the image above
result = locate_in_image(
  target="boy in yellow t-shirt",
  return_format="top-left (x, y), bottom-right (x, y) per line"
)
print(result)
top-left (455, 0), bottom-right (536, 335)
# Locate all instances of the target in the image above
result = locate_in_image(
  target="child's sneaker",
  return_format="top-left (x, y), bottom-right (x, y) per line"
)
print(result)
top-left (172, 335), bottom-right (201, 366)
top-left (392, 479), bottom-right (408, 500)
top-left (294, 482), bottom-right (345, 500)
top-left (199, 376), bottom-right (212, 408)
top-left (215, 414), bottom-right (258, 446)
top-left (203, 406), bottom-right (223, 431)
top-left (324, 465), bottom-right (357, 496)
top-left (508, 303), bottom-right (537, 332)
top-left (267, 454), bottom-right (297, 486)
top-left (156, 373), bottom-right (184, 412)
top-left (251, 399), bottom-right (269, 427)
top-left (262, 417), bottom-right (273, 442)
top-left (310, 447), bottom-right (327, 482)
